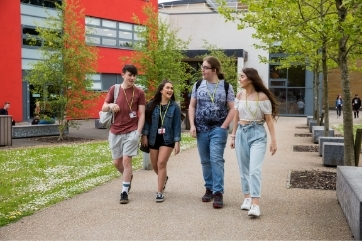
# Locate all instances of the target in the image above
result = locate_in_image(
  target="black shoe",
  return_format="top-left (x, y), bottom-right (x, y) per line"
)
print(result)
top-left (202, 188), bottom-right (214, 202)
top-left (163, 176), bottom-right (169, 191)
top-left (213, 192), bottom-right (223, 208)
top-left (120, 191), bottom-right (129, 204)
top-left (128, 174), bottom-right (133, 193)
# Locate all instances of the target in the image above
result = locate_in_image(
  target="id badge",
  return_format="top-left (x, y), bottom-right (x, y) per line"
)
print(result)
top-left (158, 128), bottom-right (166, 134)
top-left (129, 111), bottom-right (137, 118)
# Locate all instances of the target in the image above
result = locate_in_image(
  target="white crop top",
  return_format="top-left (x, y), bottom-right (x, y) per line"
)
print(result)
top-left (234, 97), bottom-right (272, 121)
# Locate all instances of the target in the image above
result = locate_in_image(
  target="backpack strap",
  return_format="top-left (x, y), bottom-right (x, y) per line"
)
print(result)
top-left (114, 84), bottom-right (121, 104)
top-left (195, 80), bottom-right (202, 91)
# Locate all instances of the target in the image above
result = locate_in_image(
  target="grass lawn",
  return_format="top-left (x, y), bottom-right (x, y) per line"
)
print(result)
top-left (332, 124), bottom-right (362, 137)
top-left (0, 133), bottom-right (197, 227)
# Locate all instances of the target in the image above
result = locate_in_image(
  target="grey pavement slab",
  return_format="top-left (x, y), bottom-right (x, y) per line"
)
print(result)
top-left (0, 111), bottom-right (360, 240)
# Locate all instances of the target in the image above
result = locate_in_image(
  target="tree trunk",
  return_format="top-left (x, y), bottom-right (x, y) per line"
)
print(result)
top-left (322, 45), bottom-right (329, 136)
top-left (336, 0), bottom-right (355, 166)
top-left (313, 70), bottom-right (320, 123)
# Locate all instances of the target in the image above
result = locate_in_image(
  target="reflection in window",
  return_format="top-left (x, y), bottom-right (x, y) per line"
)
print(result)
top-left (270, 80), bottom-right (285, 87)
top-left (270, 88), bottom-right (287, 114)
top-left (269, 65), bottom-right (287, 79)
top-left (85, 17), bottom-right (141, 49)
top-left (20, 0), bottom-right (62, 8)
top-left (102, 38), bottom-right (117, 46)
top-left (287, 66), bottom-right (305, 87)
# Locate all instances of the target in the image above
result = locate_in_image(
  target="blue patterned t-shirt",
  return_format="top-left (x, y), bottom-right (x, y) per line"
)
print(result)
top-left (191, 79), bottom-right (235, 133)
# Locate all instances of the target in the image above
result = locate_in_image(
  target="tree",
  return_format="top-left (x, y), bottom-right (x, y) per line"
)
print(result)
top-left (218, 0), bottom-right (362, 165)
top-left (25, 0), bottom-right (99, 140)
top-left (334, 0), bottom-right (362, 165)
top-left (123, 3), bottom-right (192, 101)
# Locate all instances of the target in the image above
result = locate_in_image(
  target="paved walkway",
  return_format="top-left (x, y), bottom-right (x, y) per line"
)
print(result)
top-left (0, 111), bottom-right (360, 240)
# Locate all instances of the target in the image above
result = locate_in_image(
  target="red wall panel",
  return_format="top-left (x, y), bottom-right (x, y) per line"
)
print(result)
top-left (0, 2), bottom-right (22, 122)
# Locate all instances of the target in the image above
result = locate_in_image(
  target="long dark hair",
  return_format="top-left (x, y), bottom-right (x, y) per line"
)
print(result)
top-left (242, 68), bottom-right (279, 121)
top-left (336, 94), bottom-right (342, 100)
top-left (204, 56), bottom-right (225, 80)
top-left (145, 80), bottom-right (175, 123)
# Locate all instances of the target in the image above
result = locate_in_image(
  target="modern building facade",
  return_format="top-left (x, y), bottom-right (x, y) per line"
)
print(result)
top-left (0, 0), bottom-right (156, 122)
top-left (159, 0), bottom-right (362, 116)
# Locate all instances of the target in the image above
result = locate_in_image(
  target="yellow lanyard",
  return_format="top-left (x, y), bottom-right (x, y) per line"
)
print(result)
top-left (206, 80), bottom-right (219, 104)
top-left (122, 85), bottom-right (134, 112)
top-left (245, 92), bottom-right (259, 120)
top-left (159, 101), bottom-right (170, 127)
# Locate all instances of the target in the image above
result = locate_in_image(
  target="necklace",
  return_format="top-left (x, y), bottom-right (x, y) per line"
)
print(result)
top-left (245, 91), bottom-right (258, 120)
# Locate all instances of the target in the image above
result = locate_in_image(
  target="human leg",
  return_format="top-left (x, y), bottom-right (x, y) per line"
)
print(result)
top-left (209, 127), bottom-right (228, 194)
top-left (197, 132), bottom-right (212, 190)
top-left (235, 124), bottom-right (251, 197)
top-left (156, 146), bottom-right (173, 193)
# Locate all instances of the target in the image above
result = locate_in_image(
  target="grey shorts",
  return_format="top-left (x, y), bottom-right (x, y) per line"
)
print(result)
top-left (108, 130), bottom-right (140, 159)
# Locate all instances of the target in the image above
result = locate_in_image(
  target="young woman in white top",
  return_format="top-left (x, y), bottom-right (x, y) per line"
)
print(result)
top-left (230, 68), bottom-right (278, 217)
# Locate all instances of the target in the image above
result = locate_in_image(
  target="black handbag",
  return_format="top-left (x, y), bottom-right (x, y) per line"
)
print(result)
top-left (140, 144), bottom-right (150, 153)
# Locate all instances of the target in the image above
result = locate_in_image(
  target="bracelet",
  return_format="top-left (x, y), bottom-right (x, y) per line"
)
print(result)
top-left (230, 134), bottom-right (236, 137)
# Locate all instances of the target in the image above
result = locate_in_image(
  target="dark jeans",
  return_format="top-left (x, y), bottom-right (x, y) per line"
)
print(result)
top-left (336, 105), bottom-right (342, 116)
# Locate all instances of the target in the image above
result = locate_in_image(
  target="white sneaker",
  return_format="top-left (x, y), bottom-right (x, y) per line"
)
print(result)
top-left (156, 192), bottom-right (164, 202)
top-left (248, 204), bottom-right (261, 217)
top-left (240, 198), bottom-right (251, 210)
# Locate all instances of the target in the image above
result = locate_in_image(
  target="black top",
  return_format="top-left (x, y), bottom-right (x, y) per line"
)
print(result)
top-left (0, 108), bottom-right (8, 115)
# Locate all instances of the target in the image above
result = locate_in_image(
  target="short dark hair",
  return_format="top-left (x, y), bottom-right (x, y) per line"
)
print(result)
top-left (4, 102), bottom-right (10, 105)
top-left (122, 64), bottom-right (138, 75)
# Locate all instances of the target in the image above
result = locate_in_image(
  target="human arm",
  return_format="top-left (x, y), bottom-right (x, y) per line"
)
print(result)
top-left (221, 101), bottom-right (235, 129)
top-left (101, 86), bottom-right (120, 112)
top-left (188, 97), bottom-right (197, 138)
top-left (265, 114), bottom-right (277, 155)
top-left (137, 104), bottom-right (145, 135)
top-left (230, 109), bottom-right (239, 149)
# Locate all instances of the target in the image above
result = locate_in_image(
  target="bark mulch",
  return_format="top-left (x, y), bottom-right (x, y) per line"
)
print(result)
top-left (290, 170), bottom-right (336, 190)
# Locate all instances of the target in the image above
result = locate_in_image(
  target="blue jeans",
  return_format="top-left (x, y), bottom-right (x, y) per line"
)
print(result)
top-left (197, 127), bottom-right (228, 194)
top-left (235, 122), bottom-right (267, 197)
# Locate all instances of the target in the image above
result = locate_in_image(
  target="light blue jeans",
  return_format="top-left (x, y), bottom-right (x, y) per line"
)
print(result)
top-left (235, 122), bottom-right (267, 197)
top-left (197, 127), bottom-right (228, 194)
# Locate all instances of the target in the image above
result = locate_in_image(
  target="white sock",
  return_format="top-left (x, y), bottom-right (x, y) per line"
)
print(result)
top-left (122, 182), bottom-right (130, 193)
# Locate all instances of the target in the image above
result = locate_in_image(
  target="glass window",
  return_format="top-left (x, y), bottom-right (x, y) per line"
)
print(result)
top-left (287, 66), bottom-right (305, 87)
top-left (270, 80), bottom-right (286, 87)
top-left (102, 38), bottom-right (117, 46)
top-left (286, 89), bottom-right (305, 114)
top-left (118, 22), bottom-right (133, 31)
top-left (270, 65), bottom-right (287, 79)
top-left (85, 17), bottom-right (101, 26)
top-left (85, 17), bottom-right (141, 50)
top-left (86, 36), bottom-right (100, 44)
top-left (119, 31), bottom-right (132, 40)
top-left (270, 88), bottom-right (287, 115)
top-left (92, 27), bottom-right (116, 37)
top-left (103, 20), bottom-right (117, 28)
top-left (119, 41), bottom-right (133, 48)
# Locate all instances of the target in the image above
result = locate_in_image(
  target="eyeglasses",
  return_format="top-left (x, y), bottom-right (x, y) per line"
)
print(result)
top-left (201, 65), bottom-right (213, 70)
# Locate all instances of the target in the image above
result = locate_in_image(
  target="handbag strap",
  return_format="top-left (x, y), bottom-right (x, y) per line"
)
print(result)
top-left (112, 84), bottom-right (121, 124)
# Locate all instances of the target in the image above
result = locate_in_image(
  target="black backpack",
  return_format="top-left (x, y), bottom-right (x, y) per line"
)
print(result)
top-left (195, 80), bottom-right (230, 102)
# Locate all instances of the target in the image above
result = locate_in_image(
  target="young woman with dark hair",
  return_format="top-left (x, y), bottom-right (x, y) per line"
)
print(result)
top-left (141, 80), bottom-right (181, 202)
top-left (230, 67), bottom-right (279, 217)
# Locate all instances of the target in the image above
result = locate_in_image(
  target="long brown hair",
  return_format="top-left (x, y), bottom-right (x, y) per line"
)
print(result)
top-left (204, 56), bottom-right (225, 80)
top-left (242, 68), bottom-right (279, 121)
top-left (145, 80), bottom-right (175, 123)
